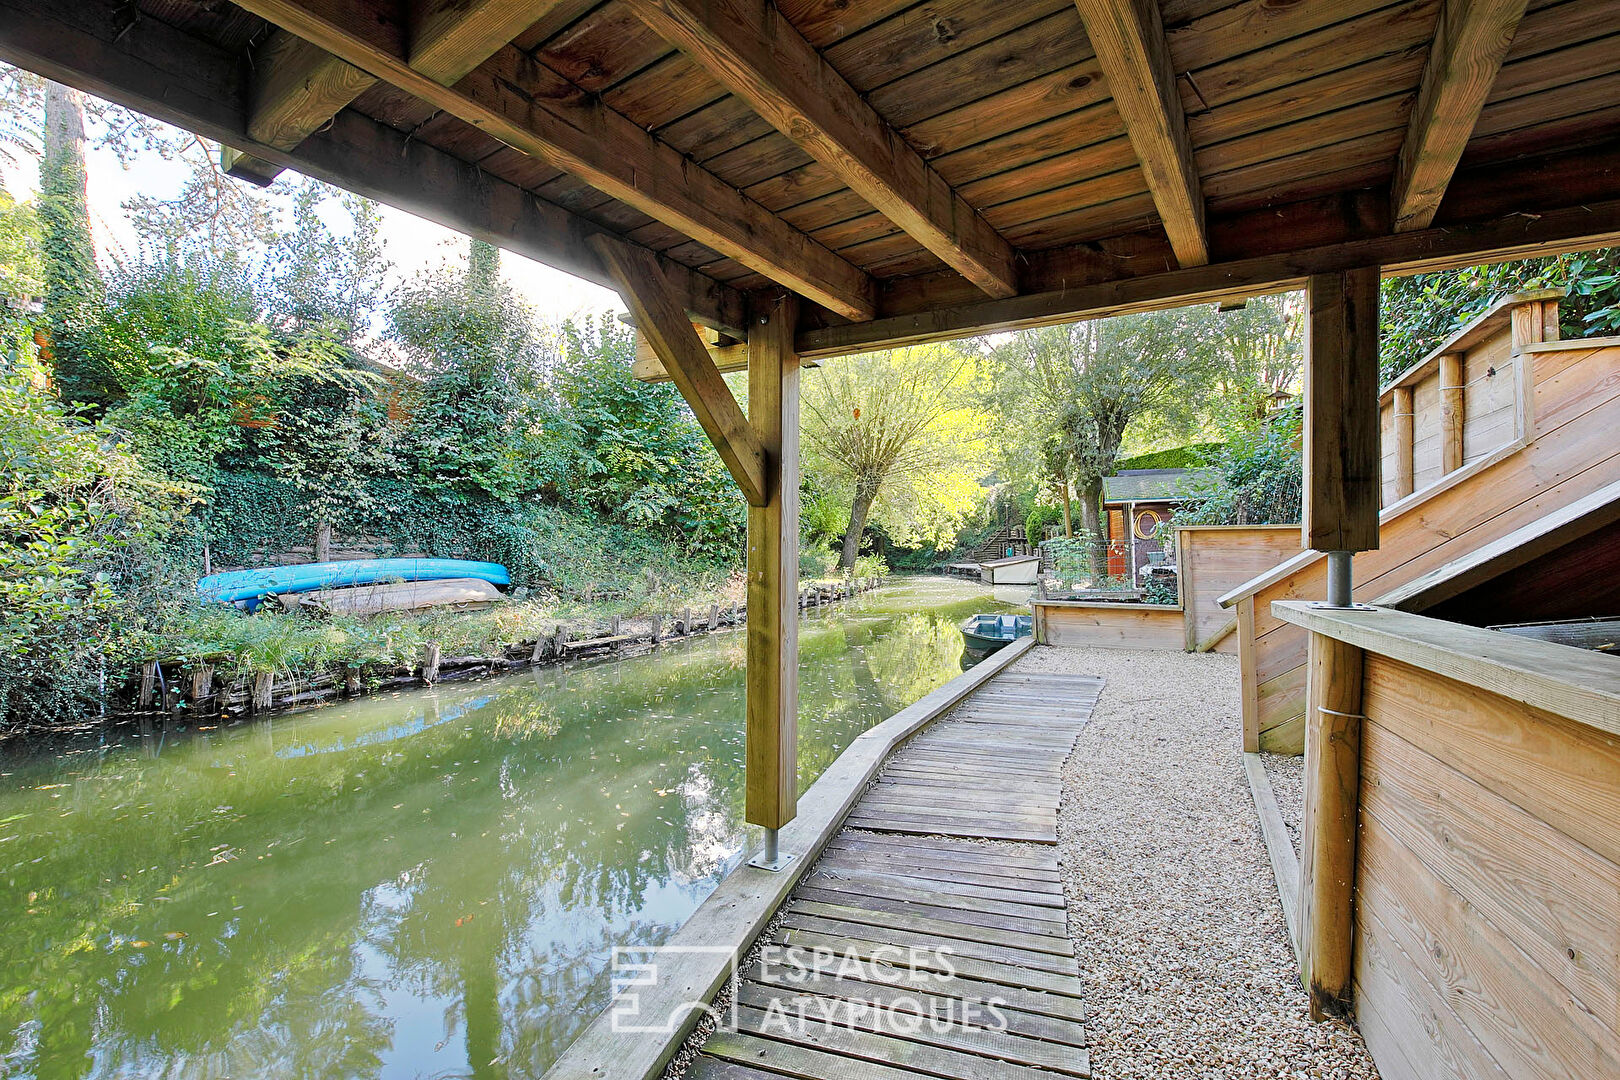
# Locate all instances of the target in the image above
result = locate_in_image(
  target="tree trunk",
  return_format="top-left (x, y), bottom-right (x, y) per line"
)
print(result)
top-left (839, 485), bottom-right (878, 572)
top-left (1058, 479), bottom-right (1073, 538)
top-left (314, 520), bottom-right (333, 562)
top-left (1078, 477), bottom-right (1107, 580)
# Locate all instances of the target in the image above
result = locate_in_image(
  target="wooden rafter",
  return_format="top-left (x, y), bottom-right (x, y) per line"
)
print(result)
top-left (228, 0), bottom-right (877, 320)
top-left (232, 0), bottom-right (572, 185)
top-left (590, 235), bottom-right (769, 507)
top-left (1391, 0), bottom-right (1529, 232)
top-left (1072, 0), bottom-right (1208, 267)
top-left (0, 0), bottom-right (747, 336)
top-left (622, 0), bottom-right (1018, 299)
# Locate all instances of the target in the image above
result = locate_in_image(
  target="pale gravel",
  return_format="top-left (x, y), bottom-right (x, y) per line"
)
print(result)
top-left (1262, 752), bottom-right (1306, 861)
top-left (1015, 645), bottom-right (1377, 1080)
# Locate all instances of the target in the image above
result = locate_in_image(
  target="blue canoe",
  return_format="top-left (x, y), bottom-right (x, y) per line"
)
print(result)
top-left (199, 558), bottom-right (510, 605)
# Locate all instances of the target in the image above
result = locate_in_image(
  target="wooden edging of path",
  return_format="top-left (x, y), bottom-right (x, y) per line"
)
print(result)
top-left (1243, 752), bottom-right (1302, 961)
top-left (543, 636), bottom-right (1037, 1080)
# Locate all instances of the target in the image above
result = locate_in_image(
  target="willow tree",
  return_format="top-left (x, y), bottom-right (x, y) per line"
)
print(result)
top-left (802, 344), bottom-right (984, 571)
top-left (992, 308), bottom-right (1218, 576)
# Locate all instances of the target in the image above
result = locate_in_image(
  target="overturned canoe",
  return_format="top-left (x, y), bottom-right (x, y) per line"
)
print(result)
top-left (199, 558), bottom-right (510, 604)
top-left (288, 577), bottom-right (506, 617)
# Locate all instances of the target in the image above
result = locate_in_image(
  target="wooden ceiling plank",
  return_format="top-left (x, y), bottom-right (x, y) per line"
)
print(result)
top-left (1073, 0), bottom-right (1209, 266)
top-left (233, 0), bottom-right (571, 183)
top-left (589, 235), bottom-right (768, 507)
top-left (1391, 0), bottom-right (1530, 232)
top-left (622, 0), bottom-right (1019, 299)
top-left (229, 0), bottom-right (877, 320)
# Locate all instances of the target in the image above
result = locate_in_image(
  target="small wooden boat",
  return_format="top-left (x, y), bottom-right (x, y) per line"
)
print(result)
top-left (286, 577), bottom-right (507, 617)
top-left (960, 613), bottom-right (1033, 653)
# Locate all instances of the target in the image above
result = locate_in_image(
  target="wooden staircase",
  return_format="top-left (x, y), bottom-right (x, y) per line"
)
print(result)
top-left (1220, 292), bottom-right (1620, 753)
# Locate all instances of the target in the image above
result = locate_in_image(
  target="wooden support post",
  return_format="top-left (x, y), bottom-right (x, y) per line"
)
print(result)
top-left (1299, 631), bottom-right (1364, 1020)
top-left (1509, 293), bottom-right (1556, 439)
top-left (709, 603), bottom-right (720, 632)
top-left (682, 606), bottom-right (692, 635)
top-left (139, 661), bottom-right (158, 709)
top-left (251, 671), bottom-right (275, 713)
top-left (421, 642), bottom-right (441, 685)
top-left (1237, 596), bottom-right (1261, 752)
top-left (1304, 269), bottom-right (1382, 555)
top-left (1439, 352), bottom-right (1466, 473)
top-left (651, 614), bottom-right (662, 643)
top-left (610, 614), bottom-right (621, 637)
top-left (1392, 385), bottom-right (1415, 499)
top-left (746, 293), bottom-right (801, 833)
top-left (189, 664), bottom-right (214, 707)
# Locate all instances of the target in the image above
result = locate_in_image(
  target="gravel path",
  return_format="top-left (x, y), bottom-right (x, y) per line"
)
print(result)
top-left (1014, 646), bottom-right (1377, 1080)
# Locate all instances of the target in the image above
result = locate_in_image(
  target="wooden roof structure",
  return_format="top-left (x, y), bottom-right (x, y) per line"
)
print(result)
top-left (5, 0), bottom-right (1619, 357)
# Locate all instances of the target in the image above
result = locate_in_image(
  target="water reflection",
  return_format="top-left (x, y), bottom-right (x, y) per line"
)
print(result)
top-left (0, 576), bottom-right (1017, 1080)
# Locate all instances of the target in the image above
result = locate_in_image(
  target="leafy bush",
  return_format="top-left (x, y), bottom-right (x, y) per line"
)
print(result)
top-left (0, 364), bottom-right (190, 729)
top-left (1175, 406), bottom-right (1303, 526)
top-left (1025, 503), bottom-right (1063, 546)
top-left (1113, 442), bottom-right (1222, 471)
top-left (1142, 577), bottom-right (1179, 606)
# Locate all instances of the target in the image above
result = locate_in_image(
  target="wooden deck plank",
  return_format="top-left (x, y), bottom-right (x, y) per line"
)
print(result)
top-left (742, 964), bottom-right (1092, 1046)
top-left (686, 667), bottom-right (1099, 1080)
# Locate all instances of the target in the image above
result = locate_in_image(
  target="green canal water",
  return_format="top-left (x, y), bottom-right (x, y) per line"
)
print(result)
top-left (0, 576), bottom-right (1021, 1080)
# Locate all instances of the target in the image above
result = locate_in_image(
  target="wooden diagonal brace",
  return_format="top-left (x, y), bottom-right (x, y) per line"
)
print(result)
top-left (590, 235), bottom-right (768, 507)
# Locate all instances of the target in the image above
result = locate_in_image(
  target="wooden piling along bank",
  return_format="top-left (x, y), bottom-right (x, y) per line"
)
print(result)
top-left (126, 578), bottom-right (883, 720)
top-left (1277, 603), bottom-right (1620, 1080)
top-left (1221, 294), bottom-right (1620, 753)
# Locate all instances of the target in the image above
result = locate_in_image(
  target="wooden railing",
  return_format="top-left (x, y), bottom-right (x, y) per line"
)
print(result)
top-left (1378, 288), bottom-right (1560, 506)
top-left (1219, 293), bottom-right (1620, 753)
top-left (1272, 603), bottom-right (1620, 1080)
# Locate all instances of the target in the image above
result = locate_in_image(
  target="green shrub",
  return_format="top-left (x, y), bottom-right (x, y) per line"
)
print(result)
top-left (1025, 503), bottom-right (1063, 546)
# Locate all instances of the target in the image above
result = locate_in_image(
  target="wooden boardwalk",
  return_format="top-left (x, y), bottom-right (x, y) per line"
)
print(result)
top-left (689, 671), bottom-right (1102, 1080)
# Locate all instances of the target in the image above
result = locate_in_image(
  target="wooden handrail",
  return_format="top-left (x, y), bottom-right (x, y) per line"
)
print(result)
top-left (1272, 603), bottom-right (1620, 736)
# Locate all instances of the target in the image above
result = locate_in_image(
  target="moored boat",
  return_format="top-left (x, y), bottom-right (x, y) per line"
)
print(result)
top-left (960, 613), bottom-right (1033, 653)
top-left (199, 558), bottom-right (510, 605)
top-left (281, 577), bottom-right (507, 617)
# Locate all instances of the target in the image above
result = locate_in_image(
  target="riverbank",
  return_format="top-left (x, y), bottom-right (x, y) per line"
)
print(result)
top-left (110, 576), bottom-right (885, 727)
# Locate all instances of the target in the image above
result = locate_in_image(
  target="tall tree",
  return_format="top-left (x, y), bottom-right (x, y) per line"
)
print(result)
top-left (991, 309), bottom-right (1217, 575)
top-left (38, 81), bottom-right (106, 402)
top-left (268, 180), bottom-right (390, 342)
top-left (801, 344), bottom-right (984, 570)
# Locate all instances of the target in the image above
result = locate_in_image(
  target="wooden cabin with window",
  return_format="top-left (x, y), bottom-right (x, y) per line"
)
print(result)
top-left (6, 1), bottom-right (1620, 1078)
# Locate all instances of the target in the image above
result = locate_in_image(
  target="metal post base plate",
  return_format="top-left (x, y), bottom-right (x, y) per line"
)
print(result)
top-left (1307, 601), bottom-right (1377, 611)
top-left (747, 851), bottom-right (796, 872)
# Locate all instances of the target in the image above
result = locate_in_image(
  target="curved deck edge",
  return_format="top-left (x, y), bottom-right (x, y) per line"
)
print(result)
top-left (542, 636), bottom-right (1037, 1080)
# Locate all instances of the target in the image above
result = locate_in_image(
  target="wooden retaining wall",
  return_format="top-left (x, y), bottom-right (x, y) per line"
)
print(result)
top-left (127, 577), bottom-right (883, 720)
top-left (1222, 298), bottom-right (1620, 753)
top-left (1031, 598), bottom-right (1184, 650)
top-left (1276, 603), bottom-right (1620, 1080)
top-left (1175, 525), bottom-right (1302, 653)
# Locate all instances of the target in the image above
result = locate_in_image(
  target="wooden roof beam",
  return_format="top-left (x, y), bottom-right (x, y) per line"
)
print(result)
top-left (1073, 0), bottom-right (1208, 267)
top-left (591, 235), bottom-right (769, 507)
top-left (227, 0), bottom-right (876, 320)
top-left (0, 0), bottom-right (746, 335)
top-left (230, 0), bottom-right (574, 185)
top-left (622, 0), bottom-right (1018, 299)
top-left (1390, 0), bottom-right (1529, 233)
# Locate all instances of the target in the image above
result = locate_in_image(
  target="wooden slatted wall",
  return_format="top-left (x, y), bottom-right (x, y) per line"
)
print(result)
top-left (1352, 655), bottom-right (1620, 1080)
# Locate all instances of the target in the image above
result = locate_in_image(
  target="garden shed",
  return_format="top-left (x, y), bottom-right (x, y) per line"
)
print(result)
top-left (5, 1), bottom-right (1620, 1079)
